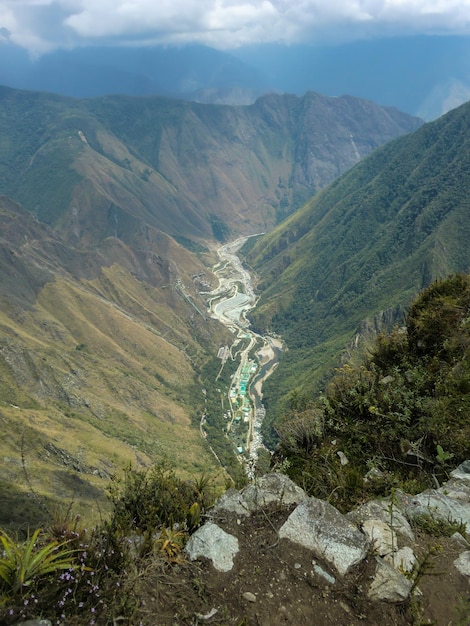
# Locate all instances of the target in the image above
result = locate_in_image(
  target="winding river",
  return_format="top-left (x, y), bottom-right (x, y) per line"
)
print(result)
top-left (204, 236), bottom-right (282, 476)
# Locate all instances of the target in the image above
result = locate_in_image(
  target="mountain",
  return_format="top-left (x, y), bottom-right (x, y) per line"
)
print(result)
top-left (232, 36), bottom-right (470, 120)
top-left (0, 43), bottom-right (267, 103)
top-left (0, 86), bottom-right (421, 522)
top-left (2, 38), bottom-right (470, 118)
top-left (0, 194), bottom-right (230, 528)
top-left (0, 86), bottom-right (421, 246)
top-left (245, 100), bottom-right (470, 437)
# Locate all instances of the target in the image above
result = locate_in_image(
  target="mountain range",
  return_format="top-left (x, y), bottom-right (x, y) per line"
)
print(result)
top-left (2, 81), bottom-right (470, 525)
top-left (0, 85), bottom-right (421, 524)
top-left (2, 37), bottom-right (470, 118)
top-left (245, 99), bottom-right (470, 440)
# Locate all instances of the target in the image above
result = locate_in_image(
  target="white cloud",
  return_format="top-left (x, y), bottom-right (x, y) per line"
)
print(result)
top-left (2, 0), bottom-right (470, 53)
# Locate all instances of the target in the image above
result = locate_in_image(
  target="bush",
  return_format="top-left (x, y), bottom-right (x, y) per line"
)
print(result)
top-left (275, 274), bottom-right (470, 510)
top-left (107, 462), bottom-right (216, 538)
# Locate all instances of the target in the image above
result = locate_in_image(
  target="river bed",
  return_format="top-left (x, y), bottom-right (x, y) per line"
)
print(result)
top-left (203, 236), bottom-right (282, 476)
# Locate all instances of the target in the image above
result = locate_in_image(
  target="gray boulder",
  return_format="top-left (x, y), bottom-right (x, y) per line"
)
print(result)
top-left (453, 551), bottom-right (470, 578)
top-left (362, 519), bottom-right (396, 556)
top-left (403, 489), bottom-right (470, 531)
top-left (279, 497), bottom-right (369, 575)
top-left (450, 460), bottom-right (470, 482)
top-left (185, 522), bottom-right (239, 572)
top-left (368, 557), bottom-right (413, 602)
top-left (211, 472), bottom-right (307, 516)
top-left (347, 498), bottom-right (414, 541)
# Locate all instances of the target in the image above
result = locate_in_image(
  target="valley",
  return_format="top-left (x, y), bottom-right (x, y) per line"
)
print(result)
top-left (203, 237), bottom-right (282, 476)
top-left (0, 85), bottom-right (467, 527)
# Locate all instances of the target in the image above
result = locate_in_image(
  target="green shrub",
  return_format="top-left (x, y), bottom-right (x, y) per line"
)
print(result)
top-left (275, 274), bottom-right (470, 510)
top-left (107, 462), bottom-right (216, 537)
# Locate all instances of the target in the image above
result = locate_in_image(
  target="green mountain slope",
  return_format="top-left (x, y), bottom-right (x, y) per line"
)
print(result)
top-left (0, 195), bottom-right (229, 527)
top-left (0, 86), bottom-right (421, 523)
top-left (246, 100), bottom-right (470, 436)
top-left (0, 86), bottom-right (421, 249)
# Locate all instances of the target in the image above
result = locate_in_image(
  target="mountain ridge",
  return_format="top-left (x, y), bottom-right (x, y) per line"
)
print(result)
top-left (246, 99), bottom-right (470, 430)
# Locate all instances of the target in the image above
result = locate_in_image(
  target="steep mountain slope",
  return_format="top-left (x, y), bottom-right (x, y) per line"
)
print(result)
top-left (0, 195), bottom-right (228, 527)
top-left (0, 86), bottom-right (421, 522)
top-left (0, 86), bottom-right (422, 250)
top-left (246, 100), bottom-right (470, 433)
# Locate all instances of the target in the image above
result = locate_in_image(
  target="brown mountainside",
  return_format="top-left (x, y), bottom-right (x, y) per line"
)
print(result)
top-left (0, 86), bottom-right (421, 522)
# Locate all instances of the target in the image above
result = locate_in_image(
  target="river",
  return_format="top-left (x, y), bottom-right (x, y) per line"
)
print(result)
top-left (203, 236), bottom-right (282, 477)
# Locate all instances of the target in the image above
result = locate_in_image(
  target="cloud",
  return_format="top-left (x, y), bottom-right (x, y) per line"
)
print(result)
top-left (3, 0), bottom-right (470, 53)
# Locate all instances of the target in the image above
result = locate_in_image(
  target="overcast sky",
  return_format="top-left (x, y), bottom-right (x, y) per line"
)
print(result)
top-left (2, 0), bottom-right (470, 54)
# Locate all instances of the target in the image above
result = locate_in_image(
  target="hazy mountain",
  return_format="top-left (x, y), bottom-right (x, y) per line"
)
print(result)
top-left (0, 86), bottom-right (421, 250)
top-left (232, 36), bottom-right (470, 120)
top-left (245, 100), bottom-right (470, 437)
top-left (1, 37), bottom-right (469, 117)
top-left (0, 43), bottom-right (267, 103)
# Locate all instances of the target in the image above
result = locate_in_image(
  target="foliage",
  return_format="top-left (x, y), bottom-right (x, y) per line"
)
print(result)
top-left (0, 529), bottom-right (77, 597)
top-left (411, 514), bottom-right (468, 539)
top-left (276, 275), bottom-right (470, 510)
top-left (107, 462), bottom-right (217, 538)
top-left (0, 461), bottom-right (219, 624)
top-left (247, 101), bottom-right (470, 420)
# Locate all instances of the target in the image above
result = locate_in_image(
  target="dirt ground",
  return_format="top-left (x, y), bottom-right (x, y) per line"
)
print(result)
top-left (133, 505), bottom-right (470, 626)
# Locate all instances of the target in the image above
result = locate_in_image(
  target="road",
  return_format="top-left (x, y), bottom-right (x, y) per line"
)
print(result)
top-left (203, 236), bottom-right (282, 477)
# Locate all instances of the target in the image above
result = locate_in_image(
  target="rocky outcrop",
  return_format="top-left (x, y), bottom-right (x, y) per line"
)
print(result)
top-left (211, 472), bottom-right (307, 516)
top-left (186, 462), bottom-right (470, 605)
top-left (185, 522), bottom-right (239, 572)
top-left (278, 498), bottom-right (368, 576)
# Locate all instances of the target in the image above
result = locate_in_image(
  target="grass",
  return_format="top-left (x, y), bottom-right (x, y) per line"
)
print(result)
top-left (0, 460), bottom-right (219, 625)
top-left (0, 263), bottom-right (224, 528)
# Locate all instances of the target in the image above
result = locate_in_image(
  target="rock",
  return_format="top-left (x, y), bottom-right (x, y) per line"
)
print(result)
top-left (439, 476), bottom-right (470, 504)
top-left (211, 488), bottom-right (248, 516)
top-left (347, 498), bottom-right (415, 541)
top-left (242, 591), bottom-right (257, 602)
top-left (337, 451), bottom-right (349, 465)
top-left (452, 532), bottom-right (470, 548)
top-left (450, 460), bottom-right (470, 482)
top-left (312, 561), bottom-right (336, 585)
top-left (362, 519), bottom-right (396, 556)
top-left (368, 557), bottom-right (413, 602)
top-left (404, 489), bottom-right (470, 531)
top-left (185, 522), bottom-right (239, 572)
top-left (453, 551), bottom-right (470, 578)
top-left (384, 547), bottom-right (416, 574)
top-left (15, 622), bottom-right (52, 626)
top-left (279, 497), bottom-right (369, 575)
top-left (212, 472), bottom-right (307, 516)
top-left (363, 467), bottom-right (385, 484)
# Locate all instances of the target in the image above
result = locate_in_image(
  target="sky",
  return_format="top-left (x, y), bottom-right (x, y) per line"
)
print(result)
top-left (2, 0), bottom-right (470, 55)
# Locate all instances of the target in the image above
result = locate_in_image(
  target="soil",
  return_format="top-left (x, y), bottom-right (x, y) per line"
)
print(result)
top-left (134, 505), bottom-right (470, 626)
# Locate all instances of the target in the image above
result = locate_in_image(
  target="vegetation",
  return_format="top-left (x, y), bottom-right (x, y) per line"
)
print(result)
top-left (198, 355), bottom-right (247, 487)
top-left (0, 462), bottom-right (217, 625)
top-left (247, 100), bottom-right (470, 423)
top-left (275, 275), bottom-right (470, 510)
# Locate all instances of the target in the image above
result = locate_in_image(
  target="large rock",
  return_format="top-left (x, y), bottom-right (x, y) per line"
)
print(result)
top-left (347, 499), bottom-right (414, 541)
top-left (211, 472), bottom-right (307, 517)
top-left (453, 551), bottom-right (470, 578)
top-left (185, 522), bottom-right (239, 572)
top-left (384, 546), bottom-right (416, 574)
top-left (450, 460), bottom-right (470, 482)
top-left (368, 557), bottom-right (413, 602)
top-left (279, 497), bottom-right (369, 575)
top-left (362, 519), bottom-right (396, 556)
top-left (403, 489), bottom-right (470, 532)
